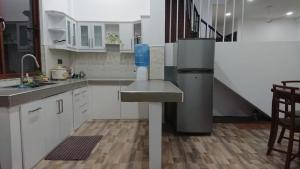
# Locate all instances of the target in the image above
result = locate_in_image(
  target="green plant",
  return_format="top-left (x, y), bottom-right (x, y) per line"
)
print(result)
top-left (106, 33), bottom-right (122, 44)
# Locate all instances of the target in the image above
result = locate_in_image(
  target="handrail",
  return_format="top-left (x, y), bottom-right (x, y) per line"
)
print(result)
top-left (200, 19), bottom-right (223, 38)
top-left (199, 18), bottom-right (234, 42)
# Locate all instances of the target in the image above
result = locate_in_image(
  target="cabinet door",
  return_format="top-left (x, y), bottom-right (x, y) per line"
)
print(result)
top-left (72, 21), bottom-right (77, 47)
top-left (73, 89), bottom-right (81, 129)
top-left (20, 100), bottom-right (46, 169)
top-left (44, 96), bottom-right (61, 153)
top-left (91, 85), bottom-right (120, 119)
top-left (91, 23), bottom-right (105, 49)
top-left (66, 18), bottom-right (72, 47)
top-left (78, 23), bottom-right (90, 49)
top-left (119, 23), bottom-right (134, 51)
top-left (73, 87), bottom-right (89, 129)
top-left (120, 86), bottom-right (140, 119)
top-left (80, 87), bottom-right (89, 122)
top-left (59, 91), bottom-right (73, 140)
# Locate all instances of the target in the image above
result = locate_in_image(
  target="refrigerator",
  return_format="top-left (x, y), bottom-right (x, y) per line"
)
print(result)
top-left (176, 39), bottom-right (215, 134)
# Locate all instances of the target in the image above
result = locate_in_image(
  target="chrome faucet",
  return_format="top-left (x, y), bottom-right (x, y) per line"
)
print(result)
top-left (20, 54), bottom-right (40, 85)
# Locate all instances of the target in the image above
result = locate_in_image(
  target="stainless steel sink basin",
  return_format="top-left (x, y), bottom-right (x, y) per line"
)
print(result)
top-left (4, 82), bottom-right (57, 89)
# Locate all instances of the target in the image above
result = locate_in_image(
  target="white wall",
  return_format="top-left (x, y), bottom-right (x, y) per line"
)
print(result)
top-left (146, 0), bottom-right (165, 46)
top-left (215, 42), bottom-right (300, 116)
top-left (297, 19), bottom-right (300, 40)
top-left (238, 18), bottom-right (300, 42)
top-left (74, 0), bottom-right (150, 22)
top-left (42, 0), bottom-right (73, 17)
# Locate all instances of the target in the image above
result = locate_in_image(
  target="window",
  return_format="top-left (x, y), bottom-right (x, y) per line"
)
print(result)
top-left (0, 0), bottom-right (41, 79)
top-left (193, 6), bottom-right (200, 37)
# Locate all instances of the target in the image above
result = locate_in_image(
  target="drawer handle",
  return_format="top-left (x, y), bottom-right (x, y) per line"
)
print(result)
top-left (82, 109), bottom-right (88, 114)
top-left (28, 107), bottom-right (42, 113)
top-left (80, 103), bottom-right (88, 108)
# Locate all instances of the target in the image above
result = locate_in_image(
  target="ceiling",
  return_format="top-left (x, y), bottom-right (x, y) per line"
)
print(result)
top-left (211, 0), bottom-right (300, 24)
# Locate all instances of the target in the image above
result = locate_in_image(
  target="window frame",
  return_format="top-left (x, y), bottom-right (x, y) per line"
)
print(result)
top-left (0, 0), bottom-right (41, 79)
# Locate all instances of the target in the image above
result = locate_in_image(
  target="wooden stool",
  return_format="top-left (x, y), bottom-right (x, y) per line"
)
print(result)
top-left (267, 84), bottom-right (300, 169)
top-left (277, 81), bottom-right (300, 144)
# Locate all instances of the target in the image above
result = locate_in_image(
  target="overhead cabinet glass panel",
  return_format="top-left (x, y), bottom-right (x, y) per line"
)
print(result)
top-left (72, 22), bottom-right (76, 46)
top-left (94, 25), bottom-right (102, 48)
top-left (80, 25), bottom-right (89, 48)
top-left (67, 20), bottom-right (71, 46)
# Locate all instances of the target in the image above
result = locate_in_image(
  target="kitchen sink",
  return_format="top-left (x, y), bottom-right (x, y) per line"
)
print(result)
top-left (4, 82), bottom-right (57, 89)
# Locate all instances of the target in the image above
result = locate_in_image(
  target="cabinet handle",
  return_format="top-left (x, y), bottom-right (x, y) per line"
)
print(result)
top-left (61, 99), bottom-right (64, 113)
top-left (28, 107), bottom-right (42, 114)
top-left (57, 100), bottom-right (61, 114)
top-left (81, 109), bottom-right (88, 114)
top-left (74, 93), bottom-right (80, 96)
top-left (81, 90), bottom-right (87, 94)
top-left (118, 90), bottom-right (120, 100)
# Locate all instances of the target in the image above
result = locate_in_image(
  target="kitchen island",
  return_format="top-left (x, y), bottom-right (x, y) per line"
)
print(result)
top-left (120, 80), bottom-right (184, 169)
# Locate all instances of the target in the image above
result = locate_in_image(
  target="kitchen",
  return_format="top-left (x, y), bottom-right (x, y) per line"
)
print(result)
top-left (1, 0), bottom-right (300, 169)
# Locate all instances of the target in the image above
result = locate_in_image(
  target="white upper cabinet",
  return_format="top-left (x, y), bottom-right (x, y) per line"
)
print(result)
top-left (66, 18), bottom-right (72, 47)
top-left (46, 11), bottom-right (77, 51)
top-left (46, 10), bottom-right (141, 53)
top-left (66, 18), bottom-right (77, 48)
top-left (119, 23), bottom-right (134, 52)
top-left (78, 23), bottom-right (91, 49)
top-left (92, 23), bottom-right (105, 49)
top-left (72, 21), bottom-right (77, 47)
top-left (78, 23), bottom-right (105, 50)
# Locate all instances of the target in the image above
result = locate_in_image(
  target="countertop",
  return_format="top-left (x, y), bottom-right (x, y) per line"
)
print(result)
top-left (0, 78), bottom-right (135, 107)
top-left (120, 80), bottom-right (184, 102)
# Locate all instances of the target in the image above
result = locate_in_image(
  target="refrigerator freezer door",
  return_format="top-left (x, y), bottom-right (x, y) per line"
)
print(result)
top-left (177, 39), bottom-right (215, 70)
top-left (177, 73), bottom-right (213, 133)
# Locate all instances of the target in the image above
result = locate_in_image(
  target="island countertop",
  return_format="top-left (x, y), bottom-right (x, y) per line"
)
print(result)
top-left (120, 80), bottom-right (184, 102)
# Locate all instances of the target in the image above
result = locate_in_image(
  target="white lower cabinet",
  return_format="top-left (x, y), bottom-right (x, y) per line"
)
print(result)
top-left (91, 85), bottom-right (121, 119)
top-left (17, 84), bottom-right (146, 169)
top-left (120, 86), bottom-right (139, 119)
top-left (20, 100), bottom-right (46, 169)
top-left (58, 91), bottom-right (73, 140)
top-left (73, 87), bottom-right (89, 129)
top-left (90, 85), bottom-right (147, 120)
top-left (43, 95), bottom-right (60, 154)
top-left (21, 91), bottom-right (73, 169)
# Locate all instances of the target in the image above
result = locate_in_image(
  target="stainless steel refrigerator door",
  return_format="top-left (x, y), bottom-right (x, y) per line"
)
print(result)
top-left (177, 73), bottom-right (213, 133)
top-left (177, 39), bottom-right (215, 70)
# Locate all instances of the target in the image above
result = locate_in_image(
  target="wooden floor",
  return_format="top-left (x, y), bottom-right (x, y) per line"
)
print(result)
top-left (35, 120), bottom-right (300, 169)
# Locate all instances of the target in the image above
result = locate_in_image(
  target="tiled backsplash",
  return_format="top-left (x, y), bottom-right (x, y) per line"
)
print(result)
top-left (71, 46), bottom-right (165, 80)
top-left (150, 47), bottom-right (164, 79)
top-left (71, 52), bottom-right (136, 79)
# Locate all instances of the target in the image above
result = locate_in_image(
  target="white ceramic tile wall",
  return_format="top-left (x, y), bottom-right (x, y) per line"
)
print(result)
top-left (71, 52), bottom-right (136, 79)
top-left (150, 47), bottom-right (164, 80)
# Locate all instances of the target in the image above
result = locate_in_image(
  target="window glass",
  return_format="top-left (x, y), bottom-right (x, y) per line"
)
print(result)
top-left (1, 0), bottom-right (38, 74)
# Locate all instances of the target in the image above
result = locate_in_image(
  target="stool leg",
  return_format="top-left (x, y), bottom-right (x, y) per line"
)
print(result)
top-left (284, 130), bottom-right (294, 169)
top-left (298, 135), bottom-right (300, 155)
top-left (267, 120), bottom-right (278, 155)
top-left (277, 127), bottom-right (286, 144)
